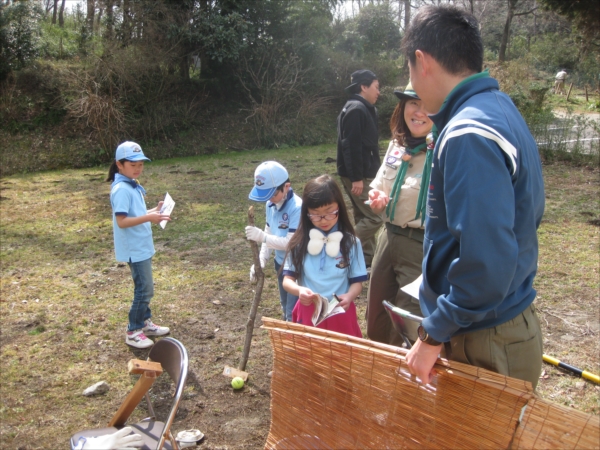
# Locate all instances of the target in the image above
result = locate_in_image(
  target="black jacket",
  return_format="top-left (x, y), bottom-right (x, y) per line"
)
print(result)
top-left (336, 95), bottom-right (380, 181)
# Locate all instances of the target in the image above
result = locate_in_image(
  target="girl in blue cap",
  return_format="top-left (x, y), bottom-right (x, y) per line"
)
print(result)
top-left (282, 174), bottom-right (367, 337)
top-left (106, 141), bottom-right (172, 348)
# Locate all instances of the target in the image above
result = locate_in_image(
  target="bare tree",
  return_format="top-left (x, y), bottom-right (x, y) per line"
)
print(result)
top-left (86, 0), bottom-right (95, 34)
top-left (58, 0), bottom-right (66, 27)
top-left (498, 0), bottom-right (538, 62)
top-left (52, 0), bottom-right (58, 24)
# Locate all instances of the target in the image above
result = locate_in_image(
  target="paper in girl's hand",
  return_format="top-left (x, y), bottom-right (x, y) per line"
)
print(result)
top-left (159, 192), bottom-right (175, 229)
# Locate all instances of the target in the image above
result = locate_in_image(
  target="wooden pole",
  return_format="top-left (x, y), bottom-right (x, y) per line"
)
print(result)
top-left (566, 82), bottom-right (574, 101)
top-left (239, 205), bottom-right (265, 372)
top-left (585, 85), bottom-right (588, 102)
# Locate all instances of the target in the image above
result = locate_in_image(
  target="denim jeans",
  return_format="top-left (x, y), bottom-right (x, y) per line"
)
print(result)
top-left (274, 259), bottom-right (298, 321)
top-left (127, 257), bottom-right (154, 331)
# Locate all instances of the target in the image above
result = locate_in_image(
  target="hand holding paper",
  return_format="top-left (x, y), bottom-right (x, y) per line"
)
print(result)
top-left (159, 192), bottom-right (175, 229)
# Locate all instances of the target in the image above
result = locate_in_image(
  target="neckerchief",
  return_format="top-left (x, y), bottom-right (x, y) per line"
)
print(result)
top-left (385, 139), bottom-right (427, 221)
top-left (414, 129), bottom-right (436, 225)
top-left (112, 173), bottom-right (146, 196)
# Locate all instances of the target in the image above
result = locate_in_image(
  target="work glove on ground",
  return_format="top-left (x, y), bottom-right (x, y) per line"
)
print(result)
top-left (77, 427), bottom-right (144, 450)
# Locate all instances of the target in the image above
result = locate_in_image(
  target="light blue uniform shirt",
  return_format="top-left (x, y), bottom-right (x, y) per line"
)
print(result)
top-left (282, 224), bottom-right (368, 300)
top-left (266, 188), bottom-right (302, 265)
top-left (110, 173), bottom-right (155, 263)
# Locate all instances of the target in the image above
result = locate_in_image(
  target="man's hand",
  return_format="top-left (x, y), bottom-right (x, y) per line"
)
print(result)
top-left (406, 338), bottom-right (443, 385)
top-left (245, 226), bottom-right (266, 243)
top-left (351, 180), bottom-right (363, 196)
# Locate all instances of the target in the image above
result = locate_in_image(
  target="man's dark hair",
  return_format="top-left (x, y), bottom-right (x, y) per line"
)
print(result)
top-left (402, 5), bottom-right (483, 75)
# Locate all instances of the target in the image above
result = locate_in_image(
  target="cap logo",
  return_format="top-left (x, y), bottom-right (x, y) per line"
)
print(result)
top-left (132, 146), bottom-right (141, 153)
top-left (255, 178), bottom-right (265, 186)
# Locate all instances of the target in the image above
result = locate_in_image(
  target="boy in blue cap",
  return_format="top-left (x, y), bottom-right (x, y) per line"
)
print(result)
top-left (245, 161), bottom-right (302, 321)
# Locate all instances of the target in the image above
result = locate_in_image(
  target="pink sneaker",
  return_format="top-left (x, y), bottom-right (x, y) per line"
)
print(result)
top-left (142, 319), bottom-right (170, 336)
top-left (126, 329), bottom-right (153, 349)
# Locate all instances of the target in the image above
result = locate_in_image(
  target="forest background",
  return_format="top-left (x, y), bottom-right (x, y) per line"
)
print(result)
top-left (0, 0), bottom-right (599, 176)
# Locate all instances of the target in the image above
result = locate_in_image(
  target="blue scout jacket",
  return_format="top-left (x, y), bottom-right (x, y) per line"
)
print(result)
top-left (420, 73), bottom-right (545, 343)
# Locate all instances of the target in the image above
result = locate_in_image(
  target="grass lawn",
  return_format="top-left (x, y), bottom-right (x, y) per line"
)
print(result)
top-left (1, 144), bottom-right (598, 449)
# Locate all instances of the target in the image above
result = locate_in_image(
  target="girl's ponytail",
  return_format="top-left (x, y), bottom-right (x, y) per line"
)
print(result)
top-left (106, 160), bottom-right (120, 182)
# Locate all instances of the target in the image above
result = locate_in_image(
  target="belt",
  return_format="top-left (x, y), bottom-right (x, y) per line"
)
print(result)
top-left (385, 222), bottom-right (424, 242)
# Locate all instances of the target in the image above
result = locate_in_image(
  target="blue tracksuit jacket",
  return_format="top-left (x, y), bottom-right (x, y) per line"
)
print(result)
top-left (420, 72), bottom-right (545, 343)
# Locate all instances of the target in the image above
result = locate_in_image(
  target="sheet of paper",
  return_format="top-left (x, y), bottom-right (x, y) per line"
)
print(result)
top-left (159, 192), bottom-right (175, 229)
top-left (400, 274), bottom-right (422, 300)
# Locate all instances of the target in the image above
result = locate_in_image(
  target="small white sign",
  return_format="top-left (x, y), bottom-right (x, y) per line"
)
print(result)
top-left (159, 192), bottom-right (175, 229)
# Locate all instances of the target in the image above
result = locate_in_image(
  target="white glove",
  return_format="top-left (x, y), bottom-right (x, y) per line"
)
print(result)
top-left (79, 427), bottom-right (144, 449)
top-left (249, 259), bottom-right (266, 284)
top-left (245, 226), bottom-right (266, 243)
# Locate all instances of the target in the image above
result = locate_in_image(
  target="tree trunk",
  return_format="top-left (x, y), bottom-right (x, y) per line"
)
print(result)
top-left (52, 0), bottom-right (58, 24)
top-left (403, 0), bottom-right (411, 72)
top-left (404, 0), bottom-right (410, 30)
top-left (498, 0), bottom-right (518, 62)
top-left (58, 0), bottom-right (66, 27)
top-left (122, 0), bottom-right (131, 44)
top-left (86, 0), bottom-right (95, 34)
top-left (104, 0), bottom-right (114, 40)
top-left (96, 6), bottom-right (103, 33)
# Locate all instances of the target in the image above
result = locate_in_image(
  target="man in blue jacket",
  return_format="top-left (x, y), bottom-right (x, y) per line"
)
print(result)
top-left (337, 70), bottom-right (383, 267)
top-left (402, 5), bottom-right (545, 388)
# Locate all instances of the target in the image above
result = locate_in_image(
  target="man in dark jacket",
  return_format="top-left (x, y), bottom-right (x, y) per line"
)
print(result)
top-left (402, 6), bottom-right (545, 388)
top-left (337, 69), bottom-right (383, 267)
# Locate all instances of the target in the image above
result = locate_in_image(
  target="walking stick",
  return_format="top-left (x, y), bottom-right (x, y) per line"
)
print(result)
top-left (239, 205), bottom-right (265, 372)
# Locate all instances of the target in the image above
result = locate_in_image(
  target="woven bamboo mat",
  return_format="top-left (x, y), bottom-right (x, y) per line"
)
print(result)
top-left (261, 318), bottom-right (599, 450)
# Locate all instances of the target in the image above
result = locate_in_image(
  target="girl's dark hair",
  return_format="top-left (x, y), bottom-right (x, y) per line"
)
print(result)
top-left (106, 159), bottom-right (127, 182)
top-left (285, 174), bottom-right (356, 280)
top-left (390, 99), bottom-right (410, 145)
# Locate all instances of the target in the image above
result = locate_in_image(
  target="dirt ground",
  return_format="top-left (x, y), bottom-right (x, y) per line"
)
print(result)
top-left (1, 149), bottom-right (598, 450)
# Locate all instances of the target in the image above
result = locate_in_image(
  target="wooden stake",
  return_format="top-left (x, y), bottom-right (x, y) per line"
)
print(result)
top-left (566, 82), bottom-right (573, 101)
top-left (239, 205), bottom-right (265, 372)
top-left (585, 85), bottom-right (588, 102)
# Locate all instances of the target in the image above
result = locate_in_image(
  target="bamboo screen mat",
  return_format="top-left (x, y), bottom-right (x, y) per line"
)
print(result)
top-left (261, 318), bottom-right (599, 449)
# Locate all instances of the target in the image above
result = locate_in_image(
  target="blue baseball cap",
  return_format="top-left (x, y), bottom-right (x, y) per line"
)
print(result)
top-left (115, 141), bottom-right (151, 162)
top-left (249, 161), bottom-right (289, 202)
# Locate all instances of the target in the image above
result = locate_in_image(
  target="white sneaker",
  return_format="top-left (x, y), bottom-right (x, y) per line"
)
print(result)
top-left (142, 319), bottom-right (170, 336)
top-left (126, 329), bottom-right (153, 349)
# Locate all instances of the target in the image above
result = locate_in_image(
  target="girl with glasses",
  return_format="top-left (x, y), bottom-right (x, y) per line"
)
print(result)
top-left (282, 175), bottom-right (368, 337)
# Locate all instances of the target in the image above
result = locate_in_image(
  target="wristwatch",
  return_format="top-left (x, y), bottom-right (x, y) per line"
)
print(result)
top-left (417, 325), bottom-right (442, 346)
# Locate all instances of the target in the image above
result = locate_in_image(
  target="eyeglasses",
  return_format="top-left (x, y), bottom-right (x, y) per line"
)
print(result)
top-left (307, 210), bottom-right (339, 222)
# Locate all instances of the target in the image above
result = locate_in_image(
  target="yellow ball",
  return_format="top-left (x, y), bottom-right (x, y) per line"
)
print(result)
top-left (231, 377), bottom-right (244, 389)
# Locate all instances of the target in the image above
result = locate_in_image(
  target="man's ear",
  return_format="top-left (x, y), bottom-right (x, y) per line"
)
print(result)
top-left (414, 50), bottom-right (430, 76)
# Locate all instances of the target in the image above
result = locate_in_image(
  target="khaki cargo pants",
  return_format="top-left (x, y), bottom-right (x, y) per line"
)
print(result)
top-left (450, 304), bottom-right (543, 389)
